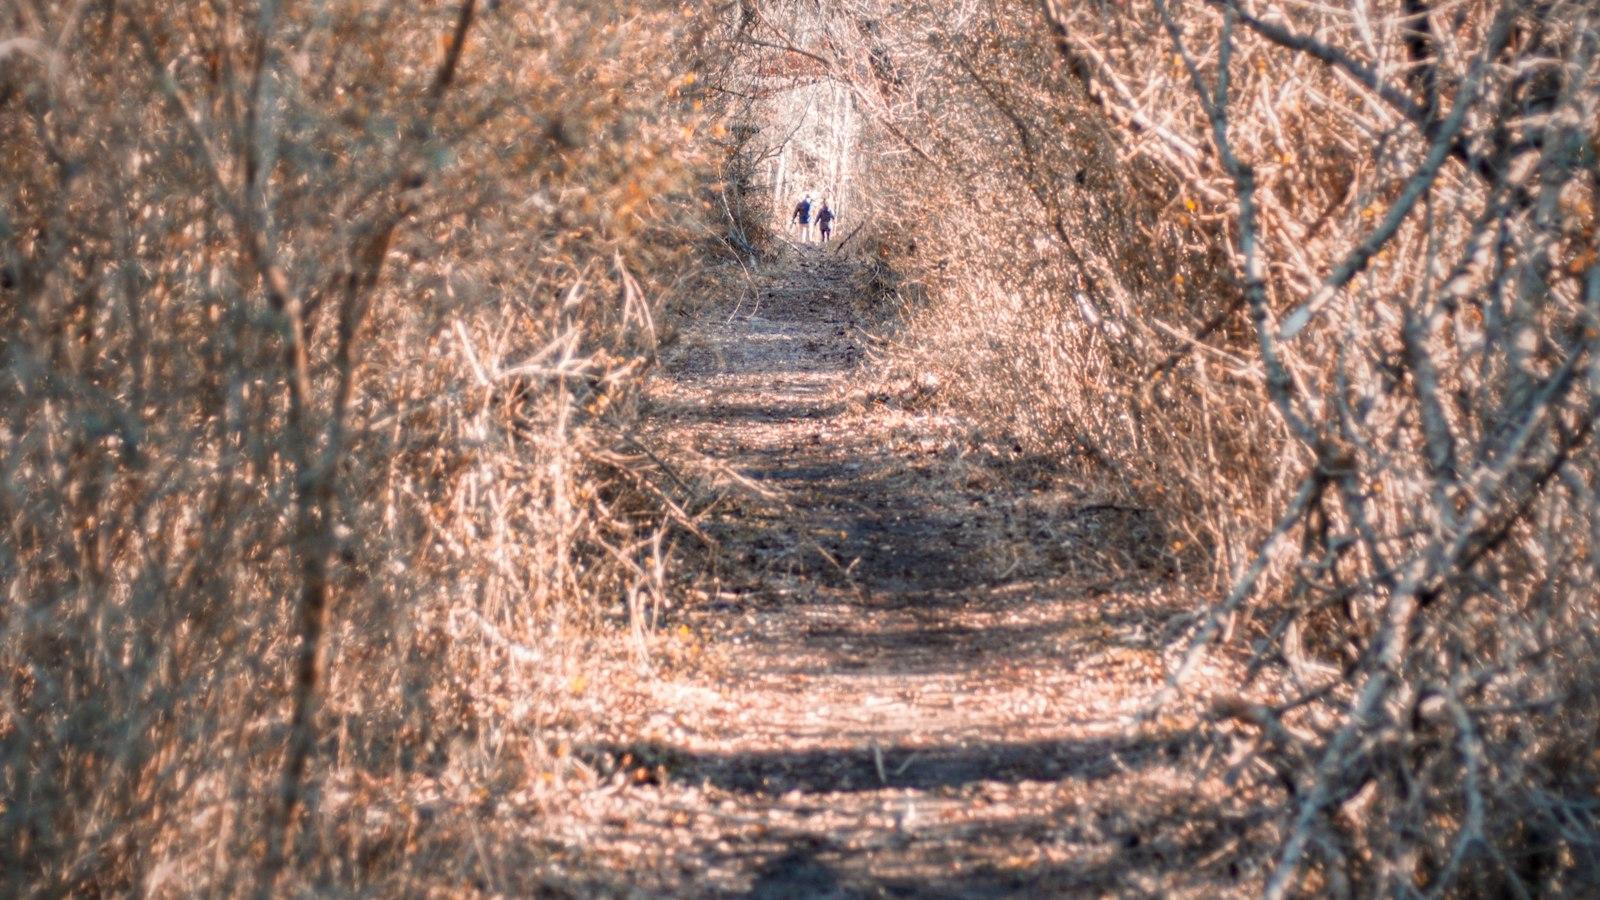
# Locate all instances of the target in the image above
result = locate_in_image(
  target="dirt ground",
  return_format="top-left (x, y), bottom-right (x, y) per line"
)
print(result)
top-left (532, 249), bottom-right (1281, 897)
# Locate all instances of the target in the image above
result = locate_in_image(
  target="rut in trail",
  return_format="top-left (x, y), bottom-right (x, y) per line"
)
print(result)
top-left (562, 250), bottom-right (1274, 897)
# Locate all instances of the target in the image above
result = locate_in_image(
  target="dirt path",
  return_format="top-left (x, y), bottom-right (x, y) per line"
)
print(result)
top-left (553, 251), bottom-right (1271, 896)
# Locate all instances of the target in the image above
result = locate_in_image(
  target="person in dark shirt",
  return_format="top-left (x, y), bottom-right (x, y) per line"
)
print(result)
top-left (791, 193), bottom-right (814, 242)
top-left (816, 201), bottom-right (836, 243)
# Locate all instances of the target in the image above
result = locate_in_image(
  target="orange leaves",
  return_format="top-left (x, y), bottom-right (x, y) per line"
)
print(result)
top-left (1567, 246), bottom-right (1597, 277)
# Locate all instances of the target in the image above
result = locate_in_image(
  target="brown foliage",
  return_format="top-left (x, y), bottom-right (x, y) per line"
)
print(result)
top-left (6, 0), bottom-right (1600, 893)
top-left (726, 0), bottom-right (1600, 893)
top-left (1, 0), bottom-right (724, 893)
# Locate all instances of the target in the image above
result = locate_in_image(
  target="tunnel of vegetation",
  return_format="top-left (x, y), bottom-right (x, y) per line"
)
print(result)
top-left (720, 3), bottom-right (1600, 892)
top-left (2, 0), bottom-right (1597, 894)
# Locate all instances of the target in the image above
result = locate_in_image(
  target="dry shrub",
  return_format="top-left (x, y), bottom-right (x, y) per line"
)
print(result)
top-left (730, 0), bottom-right (1600, 893)
top-left (1, 1), bottom-right (723, 893)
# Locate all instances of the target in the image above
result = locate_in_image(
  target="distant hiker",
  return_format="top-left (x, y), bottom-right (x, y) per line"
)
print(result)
top-left (816, 201), bottom-right (835, 243)
top-left (791, 192), bottom-right (814, 242)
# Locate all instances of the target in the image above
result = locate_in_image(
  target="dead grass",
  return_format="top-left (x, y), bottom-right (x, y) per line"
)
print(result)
top-left (730, 0), bottom-right (1600, 893)
top-left (1, 2), bottom-right (732, 894)
top-left (5, 0), bottom-right (1599, 895)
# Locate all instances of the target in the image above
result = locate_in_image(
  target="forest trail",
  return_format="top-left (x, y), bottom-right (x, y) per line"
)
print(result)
top-left (559, 250), bottom-right (1267, 897)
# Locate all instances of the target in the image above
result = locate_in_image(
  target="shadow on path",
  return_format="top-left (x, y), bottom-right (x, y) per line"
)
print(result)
top-left (572, 248), bottom-right (1273, 897)
top-left (583, 730), bottom-right (1204, 796)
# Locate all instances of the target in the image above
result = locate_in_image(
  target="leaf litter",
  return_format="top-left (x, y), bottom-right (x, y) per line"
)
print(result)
top-left (529, 247), bottom-right (1285, 897)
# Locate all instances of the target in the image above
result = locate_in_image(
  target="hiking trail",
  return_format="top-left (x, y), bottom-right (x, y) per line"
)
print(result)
top-left (549, 249), bottom-right (1267, 896)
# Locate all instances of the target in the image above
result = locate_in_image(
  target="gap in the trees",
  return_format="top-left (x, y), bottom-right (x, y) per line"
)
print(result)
top-left (748, 79), bottom-right (862, 235)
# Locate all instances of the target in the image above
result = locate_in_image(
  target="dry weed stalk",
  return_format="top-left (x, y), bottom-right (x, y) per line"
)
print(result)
top-left (2, 1), bottom-right (726, 893)
top-left (726, 0), bottom-right (1600, 892)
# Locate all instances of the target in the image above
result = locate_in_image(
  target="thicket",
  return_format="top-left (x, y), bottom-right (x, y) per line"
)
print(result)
top-left (7, 0), bottom-right (1599, 894)
top-left (727, 0), bottom-right (1600, 893)
top-left (1, 1), bottom-right (727, 893)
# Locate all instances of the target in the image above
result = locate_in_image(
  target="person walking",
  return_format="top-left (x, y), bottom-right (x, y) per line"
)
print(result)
top-left (791, 192), bottom-right (814, 242)
top-left (816, 201), bottom-right (835, 243)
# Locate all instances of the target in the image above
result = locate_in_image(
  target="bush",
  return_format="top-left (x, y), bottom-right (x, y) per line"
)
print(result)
top-left (729, 0), bottom-right (1600, 892)
top-left (0, 1), bottom-right (723, 892)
